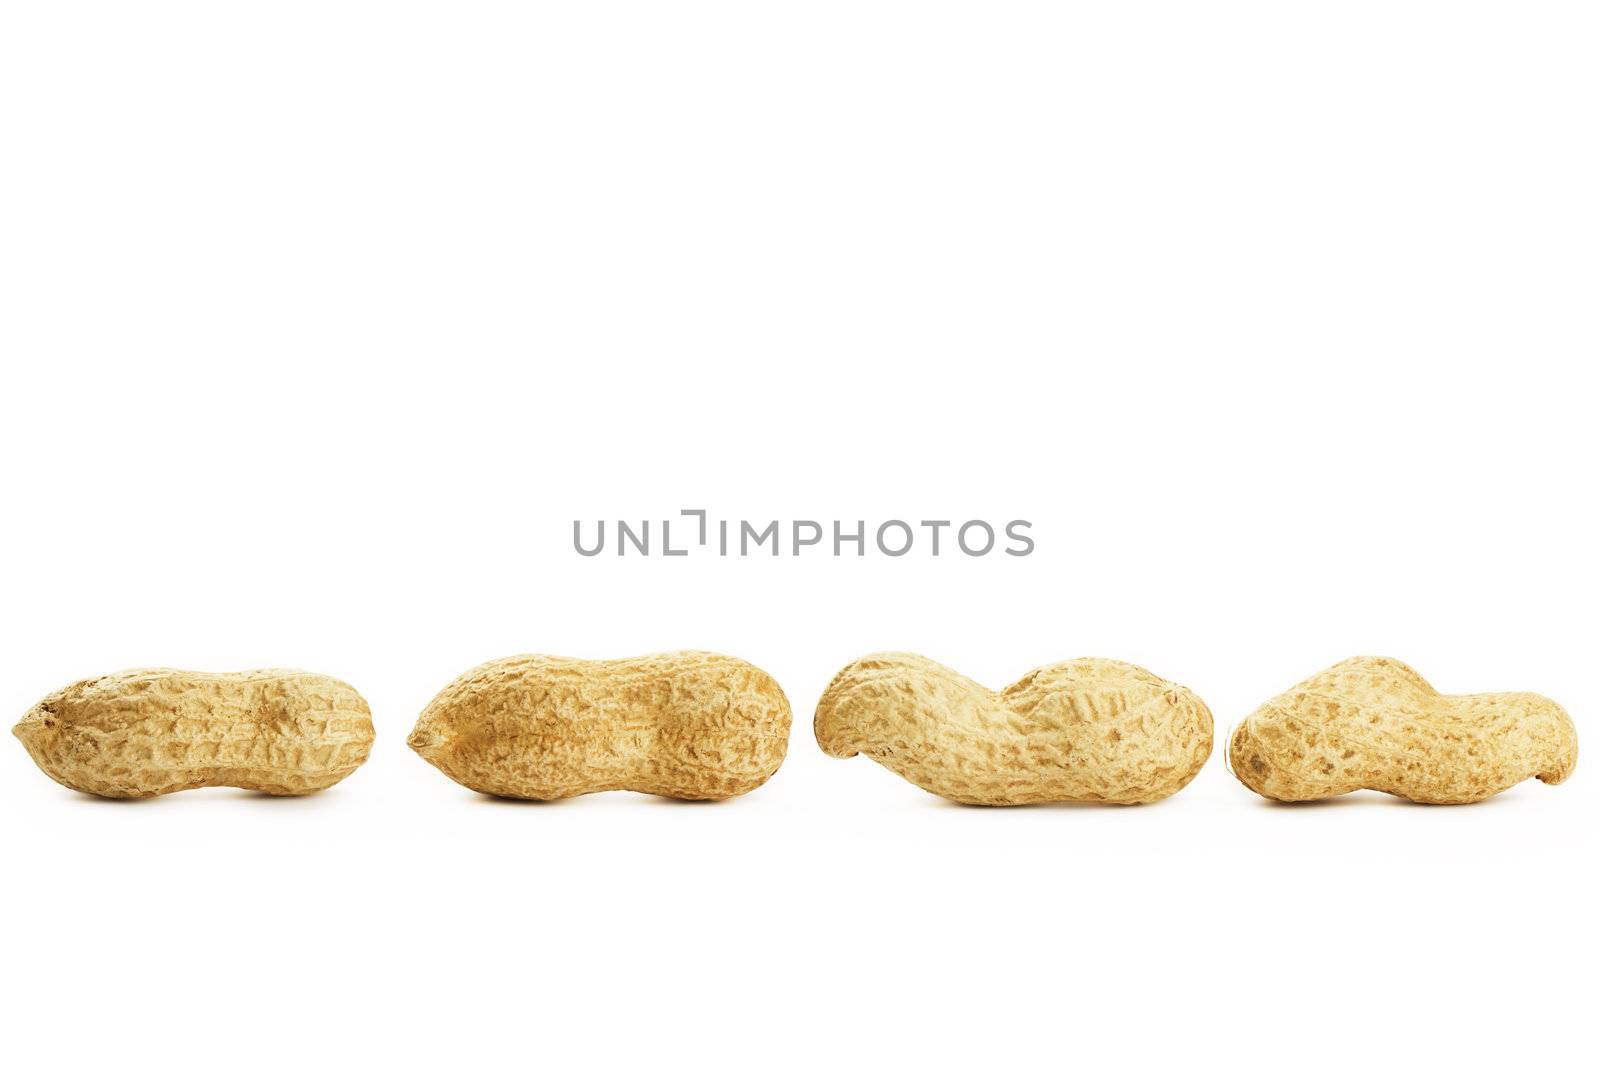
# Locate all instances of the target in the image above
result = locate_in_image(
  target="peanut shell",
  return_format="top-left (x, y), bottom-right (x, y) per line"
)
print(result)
top-left (407, 651), bottom-right (791, 800)
top-left (13, 668), bottom-right (375, 798)
top-left (1227, 656), bottom-right (1578, 804)
top-left (814, 653), bottom-right (1214, 805)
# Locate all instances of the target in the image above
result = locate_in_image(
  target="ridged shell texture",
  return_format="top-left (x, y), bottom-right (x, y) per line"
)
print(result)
top-left (13, 668), bottom-right (375, 798)
top-left (815, 653), bottom-right (1214, 805)
top-left (408, 651), bottom-right (791, 800)
top-left (1228, 656), bottom-right (1577, 804)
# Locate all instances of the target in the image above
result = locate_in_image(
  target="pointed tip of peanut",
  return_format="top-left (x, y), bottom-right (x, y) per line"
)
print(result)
top-left (12, 706), bottom-right (49, 744)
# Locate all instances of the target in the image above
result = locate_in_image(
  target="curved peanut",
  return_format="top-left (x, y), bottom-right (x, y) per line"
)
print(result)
top-left (815, 653), bottom-right (1213, 805)
top-left (1227, 656), bottom-right (1578, 804)
top-left (13, 668), bottom-right (374, 798)
top-left (407, 651), bottom-right (791, 800)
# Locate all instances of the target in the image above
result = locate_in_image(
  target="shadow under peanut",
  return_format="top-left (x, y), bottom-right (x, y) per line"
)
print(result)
top-left (1246, 790), bottom-right (1525, 810)
top-left (67, 788), bottom-right (338, 806)
top-left (923, 795), bottom-right (1158, 812)
top-left (473, 791), bottom-right (725, 806)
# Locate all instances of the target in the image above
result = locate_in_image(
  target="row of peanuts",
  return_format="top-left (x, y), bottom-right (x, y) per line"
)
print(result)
top-left (13, 652), bottom-right (1578, 805)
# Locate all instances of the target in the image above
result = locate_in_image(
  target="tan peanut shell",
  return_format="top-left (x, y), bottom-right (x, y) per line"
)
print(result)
top-left (13, 669), bottom-right (375, 798)
top-left (814, 653), bottom-right (1214, 805)
top-left (407, 651), bottom-right (791, 800)
top-left (1227, 656), bottom-right (1577, 804)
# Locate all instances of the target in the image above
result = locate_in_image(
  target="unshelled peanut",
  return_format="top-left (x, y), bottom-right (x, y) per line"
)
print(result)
top-left (13, 668), bottom-right (374, 798)
top-left (1227, 656), bottom-right (1577, 804)
top-left (815, 653), bottom-right (1213, 805)
top-left (407, 651), bottom-right (791, 800)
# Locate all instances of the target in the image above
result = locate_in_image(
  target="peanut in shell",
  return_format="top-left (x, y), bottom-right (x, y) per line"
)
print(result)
top-left (13, 668), bottom-right (375, 798)
top-left (814, 653), bottom-right (1214, 805)
top-left (407, 651), bottom-right (791, 800)
top-left (1227, 656), bottom-right (1577, 804)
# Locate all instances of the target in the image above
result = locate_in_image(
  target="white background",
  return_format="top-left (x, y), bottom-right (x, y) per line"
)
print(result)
top-left (2, 2), bottom-right (1595, 1064)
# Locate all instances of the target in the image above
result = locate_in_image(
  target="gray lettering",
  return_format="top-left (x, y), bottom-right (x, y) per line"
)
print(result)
top-left (741, 520), bottom-right (779, 556)
top-left (834, 520), bottom-right (865, 556)
top-left (1005, 520), bottom-right (1035, 556)
top-left (919, 519), bottom-right (950, 556)
top-left (876, 520), bottom-right (913, 557)
top-left (958, 520), bottom-right (995, 556)
top-left (572, 513), bottom-right (1032, 559)
top-left (682, 509), bottom-right (707, 545)
top-left (662, 520), bottom-right (687, 556)
top-left (618, 519), bottom-right (649, 556)
top-left (573, 520), bottom-right (605, 557)
top-left (792, 520), bottom-right (823, 554)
